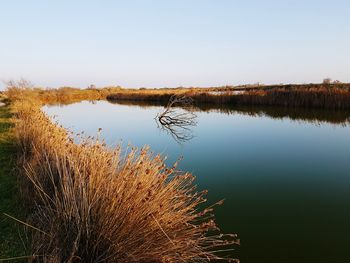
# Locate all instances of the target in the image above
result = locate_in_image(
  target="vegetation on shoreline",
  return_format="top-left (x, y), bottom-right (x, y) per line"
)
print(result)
top-left (3, 81), bottom-right (350, 261)
top-left (5, 84), bottom-right (238, 262)
top-left (5, 81), bottom-right (121, 105)
top-left (7, 79), bottom-right (350, 110)
top-left (107, 83), bottom-right (350, 110)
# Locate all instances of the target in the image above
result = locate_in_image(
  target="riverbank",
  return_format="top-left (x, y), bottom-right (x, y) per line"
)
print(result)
top-left (3, 86), bottom-right (238, 262)
top-left (0, 103), bottom-right (26, 259)
top-left (107, 83), bottom-right (350, 110)
top-left (7, 82), bottom-right (350, 110)
top-left (3, 82), bottom-right (350, 262)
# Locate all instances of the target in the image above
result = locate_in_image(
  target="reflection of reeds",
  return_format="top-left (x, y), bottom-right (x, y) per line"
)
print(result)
top-left (12, 96), bottom-right (238, 262)
top-left (108, 100), bottom-right (350, 127)
top-left (198, 105), bottom-right (350, 127)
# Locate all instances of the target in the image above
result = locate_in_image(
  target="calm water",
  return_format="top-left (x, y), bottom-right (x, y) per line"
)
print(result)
top-left (44, 100), bottom-right (350, 263)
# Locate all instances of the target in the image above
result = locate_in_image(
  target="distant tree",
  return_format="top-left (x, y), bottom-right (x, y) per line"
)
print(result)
top-left (5, 78), bottom-right (33, 90)
top-left (323, 78), bottom-right (332, 85)
top-left (5, 78), bottom-right (33, 100)
top-left (88, 84), bottom-right (96, 89)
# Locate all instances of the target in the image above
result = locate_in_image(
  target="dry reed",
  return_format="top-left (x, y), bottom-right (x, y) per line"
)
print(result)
top-left (107, 84), bottom-right (350, 110)
top-left (10, 90), bottom-right (239, 262)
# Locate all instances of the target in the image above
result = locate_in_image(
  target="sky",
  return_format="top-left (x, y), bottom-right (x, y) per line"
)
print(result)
top-left (0, 0), bottom-right (349, 89)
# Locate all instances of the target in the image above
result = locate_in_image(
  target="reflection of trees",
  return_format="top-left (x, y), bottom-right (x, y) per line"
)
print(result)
top-left (156, 95), bottom-right (197, 144)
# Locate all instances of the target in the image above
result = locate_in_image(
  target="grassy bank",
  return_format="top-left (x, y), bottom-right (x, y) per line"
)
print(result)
top-left (8, 81), bottom-right (350, 110)
top-left (109, 99), bottom-right (350, 126)
top-left (107, 83), bottom-right (350, 110)
top-left (0, 103), bottom-right (26, 259)
top-left (6, 85), bottom-right (122, 105)
top-left (5, 86), bottom-right (238, 262)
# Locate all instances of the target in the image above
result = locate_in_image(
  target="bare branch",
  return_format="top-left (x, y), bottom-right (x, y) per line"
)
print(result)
top-left (157, 94), bottom-right (197, 143)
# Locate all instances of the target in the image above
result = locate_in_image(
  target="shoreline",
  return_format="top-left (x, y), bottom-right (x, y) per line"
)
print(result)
top-left (107, 83), bottom-right (350, 111)
top-left (2, 87), bottom-right (238, 262)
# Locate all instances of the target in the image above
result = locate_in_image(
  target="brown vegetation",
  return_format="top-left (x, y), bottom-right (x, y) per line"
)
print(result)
top-left (109, 99), bottom-right (350, 127)
top-left (5, 81), bottom-right (349, 261)
top-left (6, 80), bottom-right (350, 110)
top-left (107, 83), bottom-right (350, 110)
top-left (5, 79), bottom-right (122, 105)
top-left (7, 86), bottom-right (238, 262)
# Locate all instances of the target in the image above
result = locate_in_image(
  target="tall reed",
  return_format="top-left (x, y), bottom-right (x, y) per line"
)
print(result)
top-left (12, 94), bottom-right (238, 262)
top-left (107, 84), bottom-right (350, 110)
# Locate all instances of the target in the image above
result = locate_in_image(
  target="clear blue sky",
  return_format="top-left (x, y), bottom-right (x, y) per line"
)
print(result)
top-left (1, 0), bottom-right (349, 89)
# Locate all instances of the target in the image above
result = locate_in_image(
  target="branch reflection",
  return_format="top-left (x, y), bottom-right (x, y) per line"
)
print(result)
top-left (156, 95), bottom-right (197, 144)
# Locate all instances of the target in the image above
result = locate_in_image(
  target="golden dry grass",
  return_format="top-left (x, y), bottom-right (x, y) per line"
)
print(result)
top-left (6, 79), bottom-right (350, 110)
top-left (7, 81), bottom-right (349, 261)
top-left (107, 84), bottom-right (350, 110)
top-left (9, 88), bottom-right (239, 262)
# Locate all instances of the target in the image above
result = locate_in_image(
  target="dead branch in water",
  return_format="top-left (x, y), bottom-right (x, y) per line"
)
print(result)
top-left (157, 95), bottom-right (197, 143)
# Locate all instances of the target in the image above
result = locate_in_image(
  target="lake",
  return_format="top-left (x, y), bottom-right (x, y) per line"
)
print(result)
top-left (44, 100), bottom-right (350, 263)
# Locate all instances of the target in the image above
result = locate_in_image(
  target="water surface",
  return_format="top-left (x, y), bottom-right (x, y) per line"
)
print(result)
top-left (44, 100), bottom-right (350, 263)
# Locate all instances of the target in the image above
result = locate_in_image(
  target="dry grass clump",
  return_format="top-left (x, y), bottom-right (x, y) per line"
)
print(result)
top-left (13, 96), bottom-right (238, 262)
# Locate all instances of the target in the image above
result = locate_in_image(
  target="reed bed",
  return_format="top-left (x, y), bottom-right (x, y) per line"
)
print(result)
top-left (107, 84), bottom-right (350, 110)
top-left (11, 92), bottom-right (238, 262)
top-left (234, 86), bottom-right (350, 110)
top-left (7, 87), bottom-right (120, 105)
top-left (8, 80), bottom-right (350, 110)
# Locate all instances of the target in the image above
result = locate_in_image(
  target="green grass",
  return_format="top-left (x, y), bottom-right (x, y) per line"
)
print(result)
top-left (0, 103), bottom-right (27, 260)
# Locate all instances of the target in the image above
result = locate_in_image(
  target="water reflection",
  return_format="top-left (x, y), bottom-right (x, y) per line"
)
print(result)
top-left (108, 99), bottom-right (350, 127)
top-left (156, 95), bottom-right (198, 144)
top-left (156, 116), bottom-right (196, 144)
